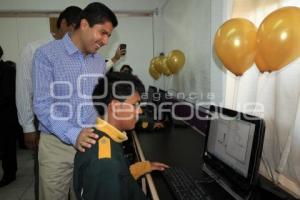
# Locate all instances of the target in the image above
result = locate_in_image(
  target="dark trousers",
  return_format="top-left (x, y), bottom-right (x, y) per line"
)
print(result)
top-left (1, 123), bottom-right (17, 178)
top-left (34, 151), bottom-right (39, 200)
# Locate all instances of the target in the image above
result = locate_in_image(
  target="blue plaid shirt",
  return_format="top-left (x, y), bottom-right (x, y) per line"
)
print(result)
top-left (32, 34), bottom-right (106, 145)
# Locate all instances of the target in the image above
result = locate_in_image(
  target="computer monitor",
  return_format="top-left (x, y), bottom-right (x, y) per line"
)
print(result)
top-left (203, 106), bottom-right (265, 200)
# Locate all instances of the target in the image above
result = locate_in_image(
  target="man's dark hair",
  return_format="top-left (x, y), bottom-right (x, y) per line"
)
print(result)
top-left (93, 72), bottom-right (144, 116)
top-left (120, 65), bottom-right (133, 74)
top-left (56, 6), bottom-right (82, 29)
top-left (0, 45), bottom-right (3, 59)
top-left (75, 2), bottom-right (118, 29)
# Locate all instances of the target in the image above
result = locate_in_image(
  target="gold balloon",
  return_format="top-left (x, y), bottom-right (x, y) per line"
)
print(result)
top-left (257, 7), bottom-right (300, 71)
top-left (214, 18), bottom-right (257, 76)
top-left (149, 64), bottom-right (161, 80)
top-left (255, 52), bottom-right (269, 72)
top-left (153, 56), bottom-right (172, 76)
top-left (166, 50), bottom-right (185, 74)
top-left (152, 57), bottom-right (163, 73)
top-left (150, 57), bottom-right (160, 69)
top-left (161, 57), bottom-right (172, 76)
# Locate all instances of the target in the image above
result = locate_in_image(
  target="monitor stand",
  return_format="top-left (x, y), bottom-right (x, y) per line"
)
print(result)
top-left (202, 164), bottom-right (251, 200)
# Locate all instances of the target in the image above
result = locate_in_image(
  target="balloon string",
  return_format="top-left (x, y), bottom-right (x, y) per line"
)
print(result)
top-left (253, 72), bottom-right (268, 115)
top-left (232, 76), bottom-right (240, 110)
top-left (166, 75), bottom-right (170, 90)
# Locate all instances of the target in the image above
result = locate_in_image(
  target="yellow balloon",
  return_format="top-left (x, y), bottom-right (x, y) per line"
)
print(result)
top-left (153, 56), bottom-right (172, 76)
top-left (152, 57), bottom-right (162, 73)
top-left (149, 64), bottom-right (161, 80)
top-left (257, 7), bottom-right (300, 71)
top-left (150, 57), bottom-right (160, 69)
top-left (161, 57), bottom-right (172, 76)
top-left (255, 52), bottom-right (269, 73)
top-left (214, 18), bottom-right (257, 76)
top-left (166, 50), bottom-right (185, 74)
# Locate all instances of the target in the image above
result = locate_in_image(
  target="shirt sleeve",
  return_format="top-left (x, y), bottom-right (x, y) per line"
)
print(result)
top-left (32, 48), bottom-right (81, 145)
top-left (16, 44), bottom-right (36, 133)
top-left (105, 59), bottom-right (114, 71)
top-left (129, 161), bottom-right (152, 180)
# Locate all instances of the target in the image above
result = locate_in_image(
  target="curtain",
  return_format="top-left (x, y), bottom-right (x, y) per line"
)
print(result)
top-left (227, 0), bottom-right (300, 197)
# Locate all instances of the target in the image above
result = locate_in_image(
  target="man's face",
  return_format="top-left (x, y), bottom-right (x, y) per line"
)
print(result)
top-left (80, 19), bottom-right (113, 54)
top-left (53, 19), bottom-right (75, 40)
top-left (59, 19), bottom-right (75, 38)
top-left (113, 92), bottom-right (142, 131)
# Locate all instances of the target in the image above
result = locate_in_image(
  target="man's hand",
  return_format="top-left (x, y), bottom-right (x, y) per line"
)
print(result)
top-left (24, 132), bottom-right (40, 150)
top-left (150, 162), bottom-right (169, 171)
top-left (111, 47), bottom-right (126, 63)
top-left (75, 128), bottom-right (99, 152)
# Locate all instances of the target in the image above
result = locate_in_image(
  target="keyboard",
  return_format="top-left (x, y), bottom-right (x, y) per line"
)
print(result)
top-left (162, 167), bottom-right (212, 200)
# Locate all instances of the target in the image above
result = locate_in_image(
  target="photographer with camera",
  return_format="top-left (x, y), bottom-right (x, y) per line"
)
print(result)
top-left (106, 43), bottom-right (126, 71)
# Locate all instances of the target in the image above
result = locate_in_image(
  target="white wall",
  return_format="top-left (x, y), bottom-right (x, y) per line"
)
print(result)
top-left (99, 16), bottom-right (154, 88)
top-left (0, 17), bottom-right (50, 62)
top-left (211, 0), bottom-right (233, 105)
top-left (150, 0), bottom-right (232, 105)
top-left (0, 18), bottom-right (19, 62)
top-left (157, 0), bottom-right (212, 102)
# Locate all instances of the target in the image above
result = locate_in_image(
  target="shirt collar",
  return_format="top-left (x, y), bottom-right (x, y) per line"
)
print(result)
top-left (62, 33), bottom-right (79, 55)
top-left (95, 118), bottom-right (128, 143)
top-left (62, 33), bottom-right (96, 58)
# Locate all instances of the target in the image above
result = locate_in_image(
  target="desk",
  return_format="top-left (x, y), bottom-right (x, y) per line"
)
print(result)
top-left (133, 123), bottom-right (296, 200)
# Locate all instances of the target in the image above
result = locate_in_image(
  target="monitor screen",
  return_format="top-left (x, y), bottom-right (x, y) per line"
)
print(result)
top-left (207, 118), bottom-right (255, 178)
top-left (203, 106), bottom-right (265, 195)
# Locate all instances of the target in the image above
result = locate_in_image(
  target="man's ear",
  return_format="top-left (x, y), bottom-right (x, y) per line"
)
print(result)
top-left (60, 18), bottom-right (67, 30)
top-left (80, 19), bottom-right (89, 30)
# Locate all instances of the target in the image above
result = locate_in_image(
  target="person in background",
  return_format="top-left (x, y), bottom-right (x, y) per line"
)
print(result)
top-left (54, 6), bottom-right (82, 40)
top-left (73, 72), bottom-right (169, 200)
top-left (16, 6), bottom-right (81, 199)
top-left (120, 64), bottom-right (133, 74)
top-left (106, 44), bottom-right (127, 71)
top-left (32, 2), bottom-right (117, 199)
top-left (0, 46), bottom-right (20, 187)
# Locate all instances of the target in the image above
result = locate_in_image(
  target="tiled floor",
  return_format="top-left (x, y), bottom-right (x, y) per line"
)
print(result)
top-left (0, 149), bottom-right (35, 200)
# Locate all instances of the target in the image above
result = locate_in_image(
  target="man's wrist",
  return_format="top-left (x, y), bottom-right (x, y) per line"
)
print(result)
top-left (111, 57), bottom-right (118, 63)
